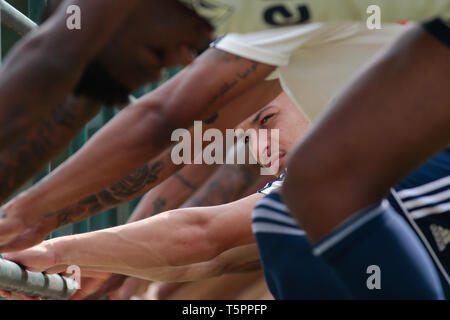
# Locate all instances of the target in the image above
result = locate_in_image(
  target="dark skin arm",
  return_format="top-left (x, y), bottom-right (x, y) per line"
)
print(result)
top-left (0, 0), bottom-right (141, 147)
top-left (0, 95), bottom-right (102, 203)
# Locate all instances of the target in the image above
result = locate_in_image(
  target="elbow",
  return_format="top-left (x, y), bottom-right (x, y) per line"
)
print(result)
top-left (6, 32), bottom-right (83, 89)
top-left (25, 32), bottom-right (75, 71)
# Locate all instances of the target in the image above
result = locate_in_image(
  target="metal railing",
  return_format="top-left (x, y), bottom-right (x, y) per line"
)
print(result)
top-left (1, 0), bottom-right (36, 36)
top-left (0, 257), bottom-right (79, 300)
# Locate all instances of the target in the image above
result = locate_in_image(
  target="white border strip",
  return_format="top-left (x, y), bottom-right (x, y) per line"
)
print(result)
top-left (403, 189), bottom-right (450, 211)
top-left (255, 196), bottom-right (289, 213)
top-left (252, 222), bottom-right (305, 237)
top-left (391, 189), bottom-right (450, 287)
top-left (252, 208), bottom-right (298, 227)
top-left (397, 176), bottom-right (450, 199)
top-left (313, 201), bottom-right (388, 256)
top-left (410, 202), bottom-right (450, 220)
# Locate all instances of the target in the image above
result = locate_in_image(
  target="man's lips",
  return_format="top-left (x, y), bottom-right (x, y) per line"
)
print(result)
top-left (264, 151), bottom-right (286, 169)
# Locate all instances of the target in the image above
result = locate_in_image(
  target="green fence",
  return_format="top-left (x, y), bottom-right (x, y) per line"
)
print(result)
top-left (0, 0), bottom-right (178, 238)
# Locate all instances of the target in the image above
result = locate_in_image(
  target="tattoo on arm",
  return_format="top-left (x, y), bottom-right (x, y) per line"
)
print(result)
top-left (203, 112), bottom-right (219, 125)
top-left (210, 81), bottom-right (239, 105)
top-left (152, 197), bottom-right (167, 215)
top-left (208, 51), bottom-right (260, 105)
top-left (0, 208), bottom-right (7, 220)
top-left (46, 160), bottom-right (166, 228)
top-left (0, 97), bottom-right (100, 201)
top-left (183, 164), bottom-right (258, 208)
top-left (212, 50), bottom-right (242, 63)
top-left (174, 173), bottom-right (198, 192)
top-left (55, 195), bottom-right (104, 228)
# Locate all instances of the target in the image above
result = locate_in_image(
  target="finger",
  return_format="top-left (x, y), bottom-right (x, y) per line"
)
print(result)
top-left (70, 278), bottom-right (100, 300)
top-left (0, 290), bottom-right (12, 300)
top-left (72, 277), bottom-right (110, 300)
top-left (2, 245), bottom-right (55, 272)
top-left (83, 274), bottom-right (127, 300)
top-left (45, 265), bottom-right (68, 274)
top-left (155, 282), bottom-right (184, 300)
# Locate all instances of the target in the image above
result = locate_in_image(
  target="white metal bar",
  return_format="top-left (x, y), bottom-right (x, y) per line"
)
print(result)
top-left (0, 257), bottom-right (79, 300)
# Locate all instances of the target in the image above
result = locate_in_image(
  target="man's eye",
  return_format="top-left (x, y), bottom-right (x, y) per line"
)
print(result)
top-left (261, 114), bottom-right (275, 125)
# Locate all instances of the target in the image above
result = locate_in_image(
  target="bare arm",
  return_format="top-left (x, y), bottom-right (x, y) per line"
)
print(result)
top-left (0, 0), bottom-right (140, 146)
top-left (0, 148), bottom-right (176, 252)
top-left (63, 163), bottom-right (219, 300)
top-left (13, 50), bottom-right (274, 216)
top-left (283, 24), bottom-right (450, 242)
top-left (83, 162), bottom-right (262, 299)
top-left (0, 95), bottom-right (101, 203)
top-left (81, 162), bottom-right (262, 299)
top-left (182, 164), bottom-right (261, 208)
top-left (3, 193), bottom-right (263, 273)
top-left (127, 163), bottom-right (218, 223)
top-left (81, 244), bottom-right (261, 282)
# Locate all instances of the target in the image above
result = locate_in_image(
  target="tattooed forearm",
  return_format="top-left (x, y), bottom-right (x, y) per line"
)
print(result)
top-left (128, 164), bottom-right (217, 223)
top-left (209, 50), bottom-right (260, 105)
top-left (0, 208), bottom-right (7, 219)
top-left (46, 155), bottom-right (171, 229)
top-left (183, 164), bottom-right (259, 208)
top-left (99, 162), bottom-right (165, 203)
top-left (210, 80), bottom-right (239, 105)
top-left (237, 62), bottom-right (259, 80)
top-left (174, 173), bottom-right (198, 191)
top-left (0, 95), bottom-right (101, 202)
top-left (152, 197), bottom-right (167, 215)
top-left (54, 195), bottom-right (104, 227)
top-left (211, 50), bottom-right (242, 63)
top-left (203, 112), bottom-right (219, 125)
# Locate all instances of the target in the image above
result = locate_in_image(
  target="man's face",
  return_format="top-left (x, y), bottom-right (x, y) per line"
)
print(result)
top-left (43, 0), bottom-right (212, 104)
top-left (238, 93), bottom-right (310, 176)
top-left (95, 0), bottom-right (212, 90)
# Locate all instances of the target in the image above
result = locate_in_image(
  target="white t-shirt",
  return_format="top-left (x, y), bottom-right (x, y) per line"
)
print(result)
top-left (214, 22), bottom-right (409, 122)
top-left (178, 0), bottom-right (450, 35)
